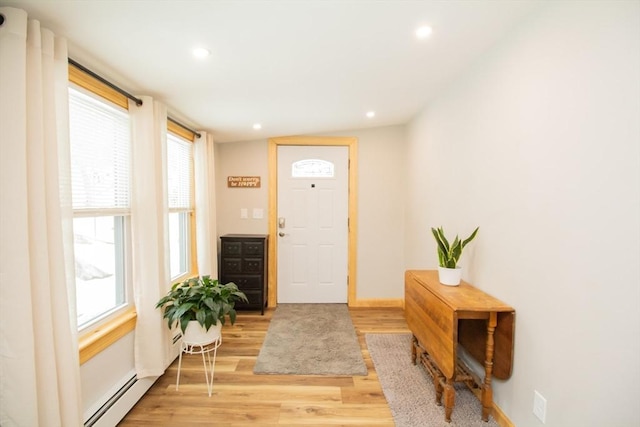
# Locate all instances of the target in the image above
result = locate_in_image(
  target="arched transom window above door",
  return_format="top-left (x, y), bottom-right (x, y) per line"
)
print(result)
top-left (291, 159), bottom-right (335, 178)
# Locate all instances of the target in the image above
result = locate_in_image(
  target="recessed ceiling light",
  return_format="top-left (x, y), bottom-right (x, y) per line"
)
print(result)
top-left (366, 111), bottom-right (376, 118)
top-left (253, 123), bottom-right (262, 130)
top-left (192, 47), bottom-right (211, 58)
top-left (415, 25), bottom-right (433, 40)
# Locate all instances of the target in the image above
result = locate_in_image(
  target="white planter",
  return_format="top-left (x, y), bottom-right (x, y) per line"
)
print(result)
top-left (438, 266), bottom-right (462, 286)
top-left (182, 320), bottom-right (222, 346)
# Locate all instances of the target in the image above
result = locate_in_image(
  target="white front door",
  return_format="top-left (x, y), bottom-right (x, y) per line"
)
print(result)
top-left (277, 145), bottom-right (349, 303)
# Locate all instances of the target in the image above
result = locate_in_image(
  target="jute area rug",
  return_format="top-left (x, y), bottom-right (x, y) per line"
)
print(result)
top-left (366, 333), bottom-right (499, 427)
top-left (253, 303), bottom-right (367, 375)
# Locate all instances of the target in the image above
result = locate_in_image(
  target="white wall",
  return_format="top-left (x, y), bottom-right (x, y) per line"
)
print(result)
top-left (215, 125), bottom-right (407, 301)
top-left (215, 139), bottom-right (270, 238)
top-left (405, 1), bottom-right (640, 426)
top-left (81, 333), bottom-right (135, 420)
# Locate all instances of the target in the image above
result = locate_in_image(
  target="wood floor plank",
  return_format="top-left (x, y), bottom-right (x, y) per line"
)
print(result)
top-left (124, 402), bottom-right (281, 424)
top-left (339, 387), bottom-right (388, 405)
top-left (279, 403), bottom-right (395, 425)
top-left (118, 307), bottom-right (410, 426)
top-left (205, 383), bottom-right (343, 404)
top-left (217, 372), bottom-right (357, 387)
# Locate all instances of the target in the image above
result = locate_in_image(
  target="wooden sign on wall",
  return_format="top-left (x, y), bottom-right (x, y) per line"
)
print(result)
top-left (227, 176), bottom-right (261, 188)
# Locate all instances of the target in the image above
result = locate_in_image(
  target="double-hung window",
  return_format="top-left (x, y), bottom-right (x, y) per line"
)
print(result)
top-left (167, 132), bottom-right (194, 280)
top-left (68, 86), bottom-right (132, 330)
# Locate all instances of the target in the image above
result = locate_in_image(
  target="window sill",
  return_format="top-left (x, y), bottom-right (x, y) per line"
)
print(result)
top-left (79, 307), bottom-right (137, 365)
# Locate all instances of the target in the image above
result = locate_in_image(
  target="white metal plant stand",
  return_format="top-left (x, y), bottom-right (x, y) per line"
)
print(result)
top-left (176, 335), bottom-right (222, 397)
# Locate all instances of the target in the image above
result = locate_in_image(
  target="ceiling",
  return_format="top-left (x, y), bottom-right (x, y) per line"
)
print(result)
top-left (2, 0), bottom-right (541, 142)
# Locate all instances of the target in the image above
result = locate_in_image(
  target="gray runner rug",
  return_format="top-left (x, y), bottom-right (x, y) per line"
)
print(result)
top-left (366, 333), bottom-right (499, 427)
top-left (253, 303), bottom-right (367, 375)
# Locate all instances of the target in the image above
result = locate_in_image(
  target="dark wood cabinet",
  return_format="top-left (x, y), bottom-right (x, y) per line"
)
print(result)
top-left (219, 234), bottom-right (268, 314)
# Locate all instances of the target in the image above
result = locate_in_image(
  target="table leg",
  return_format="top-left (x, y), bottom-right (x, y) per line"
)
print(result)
top-left (411, 335), bottom-right (417, 364)
top-left (444, 378), bottom-right (455, 423)
top-left (434, 371), bottom-right (444, 406)
top-left (481, 312), bottom-right (498, 422)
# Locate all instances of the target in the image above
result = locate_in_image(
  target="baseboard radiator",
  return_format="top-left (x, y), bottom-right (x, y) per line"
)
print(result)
top-left (85, 332), bottom-right (181, 426)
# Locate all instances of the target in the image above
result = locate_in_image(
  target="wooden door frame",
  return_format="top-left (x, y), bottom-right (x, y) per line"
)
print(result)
top-left (268, 136), bottom-right (358, 307)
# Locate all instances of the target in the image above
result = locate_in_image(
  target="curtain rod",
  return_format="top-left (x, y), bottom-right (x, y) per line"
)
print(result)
top-left (68, 58), bottom-right (201, 139)
top-left (68, 58), bottom-right (143, 106)
top-left (168, 117), bottom-right (201, 139)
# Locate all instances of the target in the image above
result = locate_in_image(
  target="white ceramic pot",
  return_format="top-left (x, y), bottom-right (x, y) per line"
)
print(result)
top-left (438, 266), bottom-right (462, 286)
top-left (182, 320), bottom-right (222, 346)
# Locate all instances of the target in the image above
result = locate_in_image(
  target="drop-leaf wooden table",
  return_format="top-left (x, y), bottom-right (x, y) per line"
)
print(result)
top-left (404, 270), bottom-right (515, 423)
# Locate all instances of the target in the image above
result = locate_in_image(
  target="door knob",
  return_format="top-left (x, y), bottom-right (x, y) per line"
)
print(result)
top-left (279, 232), bottom-right (286, 237)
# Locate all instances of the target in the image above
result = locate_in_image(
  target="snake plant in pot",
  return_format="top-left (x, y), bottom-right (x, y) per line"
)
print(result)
top-left (431, 226), bottom-right (479, 286)
top-left (155, 275), bottom-right (248, 345)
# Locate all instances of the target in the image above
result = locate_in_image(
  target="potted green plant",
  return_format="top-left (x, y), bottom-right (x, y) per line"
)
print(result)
top-left (155, 275), bottom-right (248, 345)
top-left (431, 226), bottom-right (479, 286)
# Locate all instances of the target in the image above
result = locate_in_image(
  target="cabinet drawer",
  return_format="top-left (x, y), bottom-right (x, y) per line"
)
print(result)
top-left (235, 289), bottom-right (265, 309)
top-left (222, 241), bottom-right (242, 256)
top-left (224, 275), bottom-right (263, 290)
top-left (242, 241), bottom-right (264, 256)
top-left (221, 258), bottom-right (242, 274)
top-left (243, 258), bottom-right (263, 274)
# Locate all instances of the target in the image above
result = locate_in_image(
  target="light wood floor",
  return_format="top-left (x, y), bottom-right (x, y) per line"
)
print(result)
top-left (119, 307), bottom-right (410, 426)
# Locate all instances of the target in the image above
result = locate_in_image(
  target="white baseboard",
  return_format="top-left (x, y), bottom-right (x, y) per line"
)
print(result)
top-left (88, 375), bottom-right (157, 427)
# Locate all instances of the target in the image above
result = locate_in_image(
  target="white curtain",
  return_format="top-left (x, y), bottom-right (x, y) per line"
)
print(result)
top-left (194, 131), bottom-right (219, 277)
top-left (129, 96), bottom-right (172, 376)
top-left (0, 7), bottom-right (82, 426)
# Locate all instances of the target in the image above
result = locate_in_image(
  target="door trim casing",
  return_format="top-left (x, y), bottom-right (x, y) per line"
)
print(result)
top-left (268, 136), bottom-right (358, 307)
